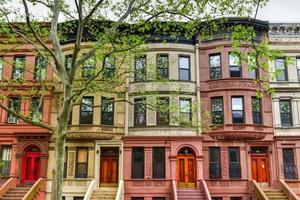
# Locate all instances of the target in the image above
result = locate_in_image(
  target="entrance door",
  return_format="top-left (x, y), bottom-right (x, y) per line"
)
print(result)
top-left (100, 148), bottom-right (119, 186)
top-left (21, 150), bottom-right (41, 183)
top-left (177, 147), bottom-right (196, 188)
top-left (251, 155), bottom-right (269, 183)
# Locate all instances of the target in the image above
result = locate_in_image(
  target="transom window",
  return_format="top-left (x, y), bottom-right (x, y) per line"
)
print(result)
top-left (229, 53), bottom-right (241, 77)
top-left (275, 58), bottom-right (288, 81)
top-left (79, 97), bottom-right (94, 124)
top-left (34, 55), bottom-right (47, 80)
top-left (209, 54), bottom-right (221, 79)
top-left (156, 54), bottom-right (169, 79)
top-left (13, 56), bottom-right (25, 79)
top-left (179, 56), bottom-right (190, 81)
top-left (211, 97), bottom-right (223, 125)
top-left (252, 97), bottom-right (262, 124)
top-left (135, 55), bottom-right (146, 81)
top-left (280, 99), bottom-right (292, 126)
top-left (231, 97), bottom-right (244, 123)
top-left (134, 98), bottom-right (146, 126)
top-left (101, 97), bottom-right (114, 125)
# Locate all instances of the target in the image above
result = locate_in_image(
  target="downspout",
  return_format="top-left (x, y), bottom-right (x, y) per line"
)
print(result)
top-left (195, 41), bottom-right (201, 136)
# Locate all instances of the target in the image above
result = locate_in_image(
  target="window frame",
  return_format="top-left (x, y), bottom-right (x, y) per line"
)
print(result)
top-left (134, 98), bottom-right (146, 126)
top-left (131, 147), bottom-right (145, 179)
top-left (156, 54), bottom-right (169, 79)
top-left (152, 147), bottom-right (165, 179)
top-left (279, 99), bottom-right (293, 126)
top-left (12, 56), bottom-right (25, 79)
top-left (228, 147), bottom-right (241, 179)
top-left (178, 55), bottom-right (191, 81)
top-left (229, 53), bottom-right (242, 78)
top-left (103, 56), bottom-right (115, 78)
top-left (231, 96), bottom-right (245, 124)
top-left (34, 54), bottom-right (47, 80)
top-left (134, 55), bottom-right (147, 81)
top-left (252, 97), bottom-right (262, 124)
top-left (63, 147), bottom-right (68, 178)
top-left (211, 97), bottom-right (224, 125)
top-left (179, 98), bottom-right (192, 126)
top-left (75, 147), bottom-right (88, 178)
top-left (7, 96), bottom-right (21, 123)
top-left (79, 96), bottom-right (94, 124)
top-left (101, 97), bottom-right (114, 125)
top-left (282, 148), bottom-right (298, 179)
top-left (0, 146), bottom-right (12, 176)
top-left (82, 56), bottom-right (96, 79)
top-left (209, 147), bottom-right (221, 179)
top-left (156, 97), bottom-right (170, 126)
top-left (209, 54), bottom-right (222, 80)
top-left (275, 58), bottom-right (288, 81)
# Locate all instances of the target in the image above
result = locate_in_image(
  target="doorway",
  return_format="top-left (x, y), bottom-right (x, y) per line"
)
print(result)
top-left (21, 146), bottom-right (41, 184)
top-left (250, 147), bottom-right (270, 184)
top-left (177, 147), bottom-right (196, 188)
top-left (100, 147), bottom-right (119, 187)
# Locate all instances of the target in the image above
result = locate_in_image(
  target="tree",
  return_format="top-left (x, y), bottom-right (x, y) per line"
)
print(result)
top-left (0, 0), bottom-right (279, 199)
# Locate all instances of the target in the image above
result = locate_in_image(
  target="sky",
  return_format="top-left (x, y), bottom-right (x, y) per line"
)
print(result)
top-left (257, 0), bottom-right (300, 22)
top-left (24, 0), bottom-right (300, 23)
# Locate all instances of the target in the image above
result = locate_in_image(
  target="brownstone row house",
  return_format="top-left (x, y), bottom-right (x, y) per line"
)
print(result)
top-left (0, 18), bottom-right (299, 200)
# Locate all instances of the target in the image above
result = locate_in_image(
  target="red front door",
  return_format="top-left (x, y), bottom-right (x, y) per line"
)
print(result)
top-left (100, 156), bottom-right (118, 185)
top-left (177, 155), bottom-right (196, 188)
top-left (251, 155), bottom-right (269, 183)
top-left (21, 152), bottom-right (41, 183)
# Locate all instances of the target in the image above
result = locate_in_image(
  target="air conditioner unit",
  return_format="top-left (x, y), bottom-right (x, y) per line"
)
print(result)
top-left (13, 73), bottom-right (23, 79)
top-left (7, 117), bottom-right (17, 124)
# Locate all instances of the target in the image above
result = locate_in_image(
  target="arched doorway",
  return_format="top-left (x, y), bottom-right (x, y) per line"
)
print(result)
top-left (177, 147), bottom-right (196, 188)
top-left (21, 145), bottom-right (41, 184)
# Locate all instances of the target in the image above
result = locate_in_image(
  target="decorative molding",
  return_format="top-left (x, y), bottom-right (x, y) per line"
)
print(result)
top-left (208, 79), bottom-right (259, 91)
top-left (269, 23), bottom-right (300, 37)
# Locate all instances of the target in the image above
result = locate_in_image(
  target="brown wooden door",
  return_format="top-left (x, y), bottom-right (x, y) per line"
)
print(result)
top-left (177, 155), bottom-right (196, 188)
top-left (251, 155), bottom-right (269, 183)
top-left (100, 156), bottom-right (118, 186)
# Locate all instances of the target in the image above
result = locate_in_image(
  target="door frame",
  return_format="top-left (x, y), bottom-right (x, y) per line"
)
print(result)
top-left (177, 154), bottom-right (196, 188)
top-left (100, 148), bottom-right (119, 186)
top-left (250, 153), bottom-right (270, 184)
top-left (95, 140), bottom-right (123, 188)
top-left (21, 148), bottom-right (41, 183)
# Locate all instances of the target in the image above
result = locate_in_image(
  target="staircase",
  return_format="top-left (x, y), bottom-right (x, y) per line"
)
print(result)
top-left (90, 187), bottom-right (117, 200)
top-left (263, 188), bottom-right (288, 200)
top-left (1, 186), bottom-right (30, 200)
top-left (177, 188), bottom-right (205, 200)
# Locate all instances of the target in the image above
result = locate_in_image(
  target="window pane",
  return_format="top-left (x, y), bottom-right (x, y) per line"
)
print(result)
top-left (157, 55), bottom-right (168, 79)
top-left (7, 97), bottom-right (21, 122)
top-left (80, 97), bottom-right (93, 124)
top-left (297, 58), bottom-right (300, 80)
top-left (179, 98), bottom-right (191, 125)
top-left (280, 100), bottom-right (292, 126)
top-left (132, 147), bottom-right (144, 179)
top-left (283, 148), bottom-right (298, 179)
top-left (101, 97), bottom-right (114, 125)
top-left (232, 98), bottom-right (243, 110)
top-left (103, 57), bottom-right (115, 78)
top-left (211, 97), bottom-right (223, 124)
top-left (209, 147), bottom-right (221, 178)
top-left (13, 56), bottom-right (25, 79)
top-left (135, 56), bottom-right (146, 81)
top-left (82, 57), bottom-right (95, 79)
top-left (210, 55), bottom-right (221, 68)
top-left (229, 53), bottom-right (241, 77)
top-left (252, 97), bottom-right (261, 124)
top-left (232, 97), bottom-right (244, 123)
top-left (229, 53), bottom-right (239, 66)
top-left (76, 148), bottom-right (88, 178)
top-left (156, 97), bottom-right (169, 125)
top-left (209, 54), bottom-right (221, 79)
top-left (134, 98), bottom-right (146, 126)
top-left (31, 97), bottom-right (43, 121)
top-left (276, 58), bottom-right (287, 81)
top-left (153, 147), bottom-right (165, 178)
top-left (1, 147), bottom-right (11, 176)
top-left (228, 147), bottom-right (241, 179)
top-left (179, 56), bottom-right (190, 81)
top-left (34, 55), bottom-right (47, 80)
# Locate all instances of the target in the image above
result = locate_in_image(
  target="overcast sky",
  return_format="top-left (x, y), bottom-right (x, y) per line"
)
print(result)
top-left (257, 0), bottom-right (300, 22)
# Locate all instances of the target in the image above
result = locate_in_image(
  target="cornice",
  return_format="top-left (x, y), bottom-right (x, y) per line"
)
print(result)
top-left (269, 23), bottom-right (300, 39)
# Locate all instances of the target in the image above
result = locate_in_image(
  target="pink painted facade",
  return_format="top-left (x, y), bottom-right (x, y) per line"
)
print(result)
top-left (0, 47), bottom-right (53, 186)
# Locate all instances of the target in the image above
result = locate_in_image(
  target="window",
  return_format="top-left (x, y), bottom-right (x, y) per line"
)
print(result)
top-left (101, 97), bottom-right (114, 125)
top-left (82, 57), bottom-right (95, 79)
top-left (212, 198), bottom-right (222, 200)
top-left (211, 97), bottom-right (223, 124)
top-left (275, 58), bottom-right (288, 81)
top-left (297, 57), bottom-right (300, 81)
top-left (131, 198), bottom-right (144, 200)
top-left (248, 54), bottom-right (259, 79)
top-left (75, 148), bottom-right (88, 178)
top-left (252, 97), bottom-right (262, 124)
top-left (30, 97), bottom-right (43, 122)
top-left (74, 197), bottom-right (84, 200)
top-left (1, 147), bottom-right (11, 176)
top-left (12, 56), bottom-right (25, 79)
top-left (0, 57), bottom-right (3, 80)
top-left (63, 147), bottom-right (68, 178)
top-left (179, 56), bottom-right (190, 81)
top-left (229, 53), bottom-right (241, 77)
top-left (34, 55), bottom-right (47, 80)
top-left (153, 198), bottom-right (165, 200)
top-left (209, 147), bottom-right (221, 178)
top-left (230, 198), bottom-right (242, 200)
top-left (153, 147), bottom-right (165, 178)
top-left (103, 57), bottom-right (115, 78)
top-left (231, 97), bottom-right (244, 123)
top-left (179, 98), bottom-right (192, 126)
top-left (7, 97), bottom-right (21, 123)
top-left (228, 147), bottom-right (241, 179)
top-left (135, 55), bottom-right (146, 81)
top-left (156, 97), bottom-right (169, 126)
top-left (283, 148), bottom-right (298, 179)
top-left (79, 97), bottom-right (94, 124)
top-left (280, 100), bottom-right (293, 126)
top-left (131, 147), bottom-right (144, 179)
top-left (156, 54), bottom-right (168, 79)
top-left (68, 111), bottom-right (72, 125)
top-left (65, 55), bottom-right (72, 74)
top-left (134, 98), bottom-right (146, 126)
top-left (209, 54), bottom-right (222, 79)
